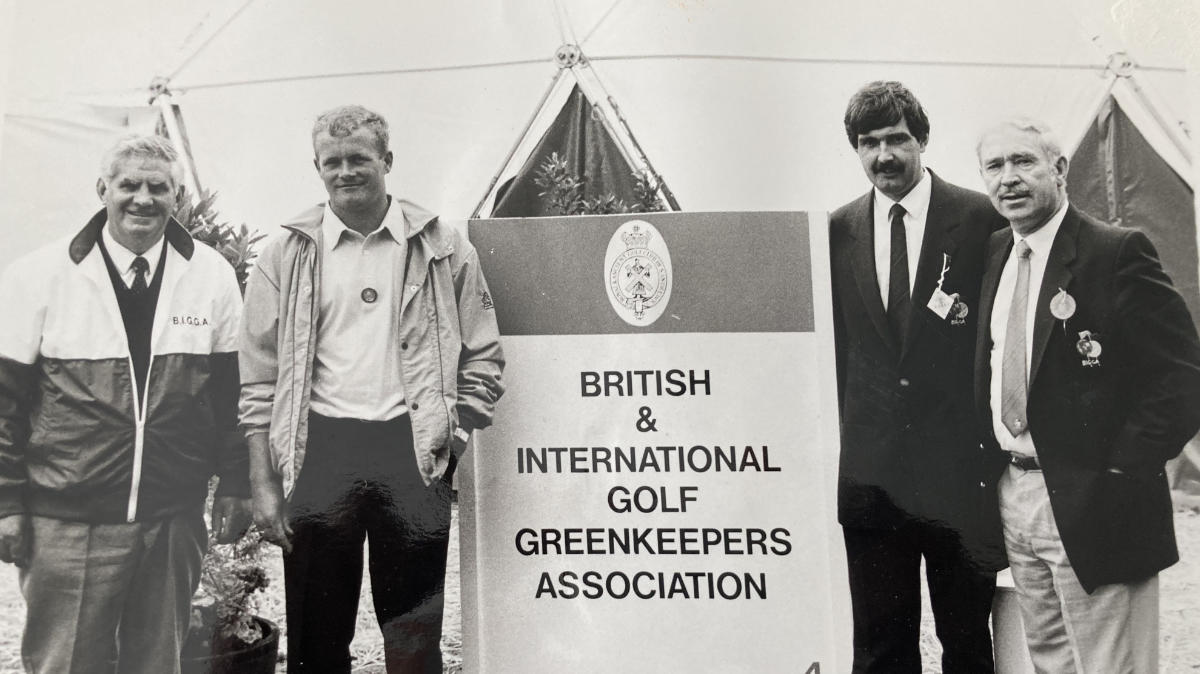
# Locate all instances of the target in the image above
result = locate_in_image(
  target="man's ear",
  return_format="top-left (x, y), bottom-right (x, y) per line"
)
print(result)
top-left (96, 178), bottom-right (107, 202)
top-left (383, 151), bottom-right (393, 173)
top-left (1054, 155), bottom-right (1069, 185)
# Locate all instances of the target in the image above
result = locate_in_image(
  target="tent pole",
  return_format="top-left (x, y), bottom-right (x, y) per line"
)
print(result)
top-left (571, 66), bottom-right (639, 169)
top-left (165, 0), bottom-right (259, 83)
top-left (604, 94), bottom-right (679, 211)
top-left (1124, 74), bottom-right (1193, 166)
top-left (153, 91), bottom-right (203, 200)
top-left (471, 68), bottom-right (565, 219)
top-left (1065, 72), bottom-right (1118, 159)
top-left (573, 54), bottom-right (679, 211)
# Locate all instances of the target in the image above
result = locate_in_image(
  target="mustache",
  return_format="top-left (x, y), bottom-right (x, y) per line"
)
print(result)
top-left (873, 159), bottom-right (905, 173)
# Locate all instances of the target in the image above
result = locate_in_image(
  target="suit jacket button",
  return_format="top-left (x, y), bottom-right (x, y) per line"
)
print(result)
top-left (899, 378), bottom-right (910, 387)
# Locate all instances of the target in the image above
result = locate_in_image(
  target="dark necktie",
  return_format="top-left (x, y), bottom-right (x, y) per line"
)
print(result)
top-left (130, 256), bottom-right (150, 295)
top-left (1001, 240), bottom-right (1033, 436)
top-left (886, 203), bottom-right (911, 342)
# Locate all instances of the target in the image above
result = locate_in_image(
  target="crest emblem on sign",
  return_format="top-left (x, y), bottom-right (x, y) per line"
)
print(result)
top-left (604, 220), bottom-right (672, 326)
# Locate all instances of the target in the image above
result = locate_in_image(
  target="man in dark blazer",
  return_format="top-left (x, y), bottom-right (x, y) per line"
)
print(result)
top-left (974, 117), bottom-right (1200, 672)
top-left (830, 81), bottom-right (1007, 674)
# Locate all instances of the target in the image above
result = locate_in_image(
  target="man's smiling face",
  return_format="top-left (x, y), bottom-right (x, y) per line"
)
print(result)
top-left (313, 126), bottom-right (393, 216)
top-left (97, 156), bottom-right (179, 253)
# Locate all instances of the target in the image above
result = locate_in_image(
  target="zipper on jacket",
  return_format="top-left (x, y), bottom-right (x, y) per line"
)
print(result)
top-left (125, 353), bottom-right (151, 523)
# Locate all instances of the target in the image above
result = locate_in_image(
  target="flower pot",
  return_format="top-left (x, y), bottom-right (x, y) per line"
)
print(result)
top-left (181, 616), bottom-right (280, 674)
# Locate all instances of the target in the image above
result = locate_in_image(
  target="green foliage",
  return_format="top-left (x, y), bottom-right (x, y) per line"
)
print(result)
top-left (172, 188), bottom-right (265, 291)
top-left (188, 527), bottom-right (270, 650)
top-left (631, 171), bottom-right (666, 213)
top-left (580, 194), bottom-right (628, 215)
top-left (533, 152), bottom-right (585, 216)
top-left (172, 189), bottom-right (269, 651)
top-left (533, 152), bottom-right (665, 216)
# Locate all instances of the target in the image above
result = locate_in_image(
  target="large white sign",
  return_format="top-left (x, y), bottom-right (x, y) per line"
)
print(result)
top-left (462, 211), bottom-right (849, 672)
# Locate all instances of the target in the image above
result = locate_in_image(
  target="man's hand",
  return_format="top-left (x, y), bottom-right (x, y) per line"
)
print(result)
top-left (212, 496), bottom-right (252, 544)
top-left (251, 474), bottom-right (293, 554)
top-left (0, 514), bottom-right (30, 568)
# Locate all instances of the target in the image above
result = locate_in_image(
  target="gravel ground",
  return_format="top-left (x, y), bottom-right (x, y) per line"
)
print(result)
top-left (0, 504), bottom-right (1196, 673)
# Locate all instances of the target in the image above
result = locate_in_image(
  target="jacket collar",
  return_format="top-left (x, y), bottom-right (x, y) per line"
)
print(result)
top-left (69, 208), bottom-right (195, 264)
top-left (284, 198), bottom-right (451, 259)
top-left (846, 169), bottom-right (961, 357)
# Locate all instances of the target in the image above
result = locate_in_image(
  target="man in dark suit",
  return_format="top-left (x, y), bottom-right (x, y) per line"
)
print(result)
top-left (974, 117), bottom-right (1200, 672)
top-left (830, 81), bottom-right (1006, 673)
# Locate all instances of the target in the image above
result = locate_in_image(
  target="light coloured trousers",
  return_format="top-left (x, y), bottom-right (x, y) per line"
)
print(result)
top-left (19, 509), bottom-right (206, 674)
top-left (999, 465), bottom-right (1158, 674)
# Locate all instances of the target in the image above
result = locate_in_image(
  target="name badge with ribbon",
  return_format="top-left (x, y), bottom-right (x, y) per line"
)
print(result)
top-left (926, 253), bottom-right (967, 324)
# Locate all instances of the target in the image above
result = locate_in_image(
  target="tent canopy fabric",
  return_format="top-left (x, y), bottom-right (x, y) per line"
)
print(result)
top-left (1, 1), bottom-right (1192, 269)
top-left (1070, 94), bottom-right (1199, 324)
top-left (491, 83), bottom-right (643, 218)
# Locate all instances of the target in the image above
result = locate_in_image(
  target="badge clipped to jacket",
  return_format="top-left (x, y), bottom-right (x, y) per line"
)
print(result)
top-left (926, 253), bottom-right (968, 325)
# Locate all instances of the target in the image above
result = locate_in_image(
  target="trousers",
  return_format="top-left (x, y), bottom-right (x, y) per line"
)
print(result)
top-left (999, 465), bottom-right (1158, 673)
top-left (20, 509), bottom-right (206, 674)
top-left (284, 413), bottom-right (453, 673)
top-left (843, 521), bottom-right (996, 673)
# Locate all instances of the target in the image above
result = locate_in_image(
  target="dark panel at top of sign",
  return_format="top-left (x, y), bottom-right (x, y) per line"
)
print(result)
top-left (469, 212), bottom-right (815, 335)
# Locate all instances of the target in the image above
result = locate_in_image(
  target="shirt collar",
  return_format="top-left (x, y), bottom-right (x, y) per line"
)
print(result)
top-left (873, 168), bottom-right (931, 222)
top-left (101, 223), bottom-right (164, 276)
top-left (1012, 200), bottom-right (1069, 258)
top-left (321, 197), bottom-right (404, 253)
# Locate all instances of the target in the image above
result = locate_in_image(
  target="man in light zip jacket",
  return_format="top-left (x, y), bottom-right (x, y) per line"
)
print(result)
top-left (0, 135), bottom-right (251, 673)
top-left (238, 105), bottom-right (505, 672)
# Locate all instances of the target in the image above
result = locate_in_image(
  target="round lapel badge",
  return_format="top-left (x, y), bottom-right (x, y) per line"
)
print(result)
top-left (1050, 288), bottom-right (1076, 321)
top-left (361, 287), bottom-right (378, 303)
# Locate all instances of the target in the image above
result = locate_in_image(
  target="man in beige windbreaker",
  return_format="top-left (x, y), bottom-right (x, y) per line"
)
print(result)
top-left (238, 105), bottom-right (505, 673)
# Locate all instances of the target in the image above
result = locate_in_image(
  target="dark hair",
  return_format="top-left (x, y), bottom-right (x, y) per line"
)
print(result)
top-left (843, 81), bottom-right (930, 148)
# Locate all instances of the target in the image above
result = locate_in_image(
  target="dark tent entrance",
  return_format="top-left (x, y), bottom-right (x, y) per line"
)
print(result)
top-left (491, 84), bottom-right (641, 218)
top-left (1068, 79), bottom-right (1200, 503)
top-left (473, 45), bottom-right (677, 219)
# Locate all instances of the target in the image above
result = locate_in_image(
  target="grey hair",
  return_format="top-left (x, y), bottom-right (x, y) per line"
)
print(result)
top-left (976, 117), bottom-right (1065, 164)
top-left (312, 105), bottom-right (389, 154)
top-left (100, 134), bottom-right (184, 186)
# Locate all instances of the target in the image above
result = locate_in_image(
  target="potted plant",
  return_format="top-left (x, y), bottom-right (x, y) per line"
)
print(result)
top-left (172, 189), bottom-right (278, 672)
top-left (181, 526), bottom-right (278, 674)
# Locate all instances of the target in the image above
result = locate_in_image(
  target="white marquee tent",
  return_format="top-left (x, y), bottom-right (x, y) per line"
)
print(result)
top-left (1, 0), bottom-right (1198, 668)
top-left (0, 0), bottom-right (1195, 270)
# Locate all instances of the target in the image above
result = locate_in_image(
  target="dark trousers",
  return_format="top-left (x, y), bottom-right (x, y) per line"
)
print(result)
top-left (285, 413), bottom-right (452, 673)
top-left (843, 522), bottom-right (996, 674)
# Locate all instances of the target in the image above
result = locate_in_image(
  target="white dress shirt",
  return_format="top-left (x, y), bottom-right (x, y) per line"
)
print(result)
top-left (102, 224), bottom-right (164, 288)
top-left (988, 202), bottom-right (1070, 456)
top-left (873, 169), bottom-right (931, 308)
top-left (309, 198), bottom-right (409, 421)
